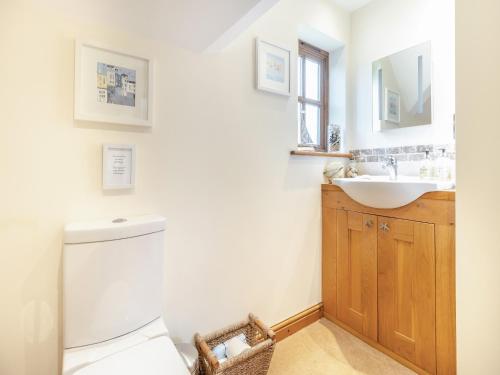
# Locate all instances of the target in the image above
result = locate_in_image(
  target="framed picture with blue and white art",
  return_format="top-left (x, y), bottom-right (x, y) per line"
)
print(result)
top-left (256, 38), bottom-right (291, 96)
top-left (74, 41), bottom-right (154, 127)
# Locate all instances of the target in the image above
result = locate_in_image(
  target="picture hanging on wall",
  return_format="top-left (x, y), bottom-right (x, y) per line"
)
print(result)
top-left (256, 38), bottom-right (291, 96)
top-left (75, 41), bottom-right (154, 127)
top-left (102, 144), bottom-right (136, 190)
top-left (385, 88), bottom-right (401, 123)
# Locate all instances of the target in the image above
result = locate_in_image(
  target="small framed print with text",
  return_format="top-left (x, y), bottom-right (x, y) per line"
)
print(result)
top-left (102, 144), bottom-right (136, 190)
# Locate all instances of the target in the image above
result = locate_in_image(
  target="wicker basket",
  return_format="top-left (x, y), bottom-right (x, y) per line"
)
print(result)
top-left (194, 314), bottom-right (276, 375)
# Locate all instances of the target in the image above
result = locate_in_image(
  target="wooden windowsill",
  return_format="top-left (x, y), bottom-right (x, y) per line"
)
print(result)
top-left (290, 150), bottom-right (353, 158)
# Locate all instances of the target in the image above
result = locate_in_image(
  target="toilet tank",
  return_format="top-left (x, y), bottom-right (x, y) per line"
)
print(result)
top-left (63, 215), bottom-right (166, 348)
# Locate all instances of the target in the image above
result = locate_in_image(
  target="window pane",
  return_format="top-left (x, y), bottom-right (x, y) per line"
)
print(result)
top-left (298, 56), bottom-right (303, 97)
top-left (300, 104), bottom-right (320, 145)
top-left (297, 102), bottom-right (302, 144)
top-left (305, 59), bottom-right (320, 101)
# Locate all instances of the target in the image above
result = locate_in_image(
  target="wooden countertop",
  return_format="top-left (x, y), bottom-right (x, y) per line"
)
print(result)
top-left (321, 184), bottom-right (455, 201)
top-left (291, 150), bottom-right (353, 158)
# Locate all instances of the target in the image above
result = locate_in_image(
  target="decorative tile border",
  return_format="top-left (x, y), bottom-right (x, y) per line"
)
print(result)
top-left (350, 144), bottom-right (456, 163)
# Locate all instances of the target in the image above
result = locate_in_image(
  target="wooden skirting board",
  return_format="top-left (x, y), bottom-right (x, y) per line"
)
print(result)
top-left (271, 303), bottom-right (323, 342)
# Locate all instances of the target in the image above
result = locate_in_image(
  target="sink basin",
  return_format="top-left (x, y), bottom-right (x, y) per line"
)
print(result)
top-left (332, 175), bottom-right (455, 209)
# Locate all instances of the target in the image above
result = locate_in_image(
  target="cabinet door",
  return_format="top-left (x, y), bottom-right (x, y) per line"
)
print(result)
top-left (337, 210), bottom-right (378, 341)
top-left (378, 217), bottom-right (436, 374)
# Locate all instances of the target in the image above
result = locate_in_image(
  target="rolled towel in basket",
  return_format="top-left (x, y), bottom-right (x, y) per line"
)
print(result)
top-left (225, 336), bottom-right (251, 359)
top-left (212, 334), bottom-right (250, 362)
top-left (212, 343), bottom-right (226, 361)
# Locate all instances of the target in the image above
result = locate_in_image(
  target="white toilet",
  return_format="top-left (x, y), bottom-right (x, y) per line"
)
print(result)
top-left (62, 215), bottom-right (191, 375)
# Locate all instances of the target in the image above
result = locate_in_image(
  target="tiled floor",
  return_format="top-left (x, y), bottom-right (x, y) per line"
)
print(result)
top-left (268, 319), bottom-right (415, 375)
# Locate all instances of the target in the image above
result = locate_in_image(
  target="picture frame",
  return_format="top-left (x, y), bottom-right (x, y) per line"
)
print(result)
top-left (75, 41), bottom-right (154, 127)
top-left (102, 144), bottom-right (136, 190)
top-left (256, 38), bottom-right (291, 96)
top-left (385, 88), bottom-right (401, 123)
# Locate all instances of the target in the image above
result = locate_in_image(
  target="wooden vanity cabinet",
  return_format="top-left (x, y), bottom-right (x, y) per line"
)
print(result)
top-left (322, 185), bottom-right (456, 375)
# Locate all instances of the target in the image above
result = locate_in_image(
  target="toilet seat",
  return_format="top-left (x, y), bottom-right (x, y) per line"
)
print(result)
top-left (70, 336), bottom-right (189, 375)
top-left (63, 318), bottom-right (189, 375)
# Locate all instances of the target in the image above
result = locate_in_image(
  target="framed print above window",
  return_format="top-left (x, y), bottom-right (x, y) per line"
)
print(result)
top-left (256, 38), bottom-right (291, 96)
top-left (75, 41), bottom-right (154, 127)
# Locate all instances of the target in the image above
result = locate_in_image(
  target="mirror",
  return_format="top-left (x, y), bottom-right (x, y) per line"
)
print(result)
top-left (372, 41), bottom-right (432, 131)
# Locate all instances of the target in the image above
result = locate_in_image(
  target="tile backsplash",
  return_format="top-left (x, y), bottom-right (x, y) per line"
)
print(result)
top-left (350, 144), bottom-right (456, 163)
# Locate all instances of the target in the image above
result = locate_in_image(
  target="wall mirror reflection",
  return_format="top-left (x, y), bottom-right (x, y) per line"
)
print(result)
top-left (372, 41), bottom-right (432, 131)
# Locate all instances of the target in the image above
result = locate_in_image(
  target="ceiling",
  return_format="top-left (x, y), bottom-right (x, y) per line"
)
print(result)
top-left (46, 0), bottom-right (268, 51)
top-left (47, 0), bottom-right (370, 51)
top-left (330, 0), bottom-right (373, 12)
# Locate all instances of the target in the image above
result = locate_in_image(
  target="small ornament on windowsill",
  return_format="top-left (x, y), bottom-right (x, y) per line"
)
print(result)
top-left (328, 124), bottom-right (341, 152)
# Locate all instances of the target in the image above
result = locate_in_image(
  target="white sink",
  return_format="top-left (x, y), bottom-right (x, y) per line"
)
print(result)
top-left (332, 175), bottom-right (455, 209)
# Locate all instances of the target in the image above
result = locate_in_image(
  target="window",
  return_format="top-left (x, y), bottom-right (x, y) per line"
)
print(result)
top-left (297, 41), bottom-right (329, 151)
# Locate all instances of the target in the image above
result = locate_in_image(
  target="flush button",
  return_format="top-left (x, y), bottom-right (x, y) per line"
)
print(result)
top-left (112, 218), bottom-right (127, 223)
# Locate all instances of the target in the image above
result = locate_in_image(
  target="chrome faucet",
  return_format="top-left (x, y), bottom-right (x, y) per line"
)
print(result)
top-left (384, 156), bottom-right (398, 180)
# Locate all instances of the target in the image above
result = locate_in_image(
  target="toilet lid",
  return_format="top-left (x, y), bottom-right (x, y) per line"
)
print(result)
top-left (73, 336), bottom-right (190, 375)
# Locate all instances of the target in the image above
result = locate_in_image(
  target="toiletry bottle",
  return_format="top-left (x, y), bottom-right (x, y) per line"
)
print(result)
top-left (419, 150), bottom-right (431, 179)
top-left (346, 157), bottom-right (359, 178)
top-left (436, 148), bottom-right (450, 181)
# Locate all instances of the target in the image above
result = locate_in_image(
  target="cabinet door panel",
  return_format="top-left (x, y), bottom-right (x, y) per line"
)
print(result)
top-left (337, 210), bottom-right (377, 341)
top-left (378, 217), bottom-right (436, 374)
top-left (322, 207), bottom-right (338, 318)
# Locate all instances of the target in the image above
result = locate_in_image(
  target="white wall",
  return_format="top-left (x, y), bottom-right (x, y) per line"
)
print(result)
top-left (0, 0), bottom-right (350, 374)
top-left (348, 0), bottom-right (455, 150)
top-left (456, 0), bottom-right (500, 373)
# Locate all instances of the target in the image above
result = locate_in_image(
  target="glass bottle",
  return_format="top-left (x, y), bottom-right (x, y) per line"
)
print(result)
top-left (419, 150), bottom-right (431, 179)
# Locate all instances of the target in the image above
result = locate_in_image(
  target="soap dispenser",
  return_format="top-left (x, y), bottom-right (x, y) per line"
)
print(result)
top-left (435, 148), bottom-right (451, 181)
top-left (419, 150), bottom-right (431, 179)
top-left (346, 157), bottom-right (359, 178)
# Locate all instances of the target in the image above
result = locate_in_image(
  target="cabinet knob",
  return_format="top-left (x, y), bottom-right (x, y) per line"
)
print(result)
top-left (365, 220), bottom-right (374, 228)
top-left (379, 223), bottom-right (390, 232)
